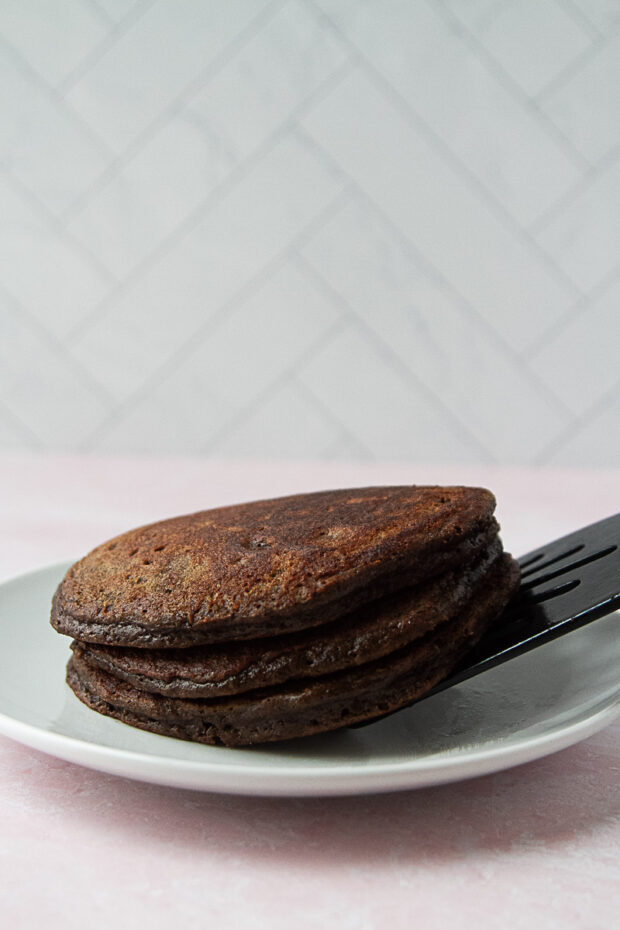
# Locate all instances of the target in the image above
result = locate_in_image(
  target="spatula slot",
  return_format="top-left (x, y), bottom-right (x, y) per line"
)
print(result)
top-left (519, 552), bottom-right (545, 569)
top-left (526, 578), bottom-right (580, 604)
top-left (520, 545), bottom-right (584, 578)
top-left (521, 546), bottom-right (617, 591)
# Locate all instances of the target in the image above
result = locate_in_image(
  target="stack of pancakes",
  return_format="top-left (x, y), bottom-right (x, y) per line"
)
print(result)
top-left (50, 486), bottom-right (519, 746)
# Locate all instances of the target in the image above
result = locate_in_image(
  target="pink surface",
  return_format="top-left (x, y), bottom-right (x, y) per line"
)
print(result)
top-left (1, 453), bottom-right (619, 928)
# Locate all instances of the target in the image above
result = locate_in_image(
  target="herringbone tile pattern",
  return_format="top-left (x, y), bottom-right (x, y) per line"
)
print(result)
top-left (2, 0), bottom-right (619, 465)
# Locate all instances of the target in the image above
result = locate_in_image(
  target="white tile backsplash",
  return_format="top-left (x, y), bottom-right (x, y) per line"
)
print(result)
top-left (64, 0), bottom-right (274, 153)
top-left (565, 0), bottom-right (620, 35)
top-left (0, 294), bottom-right (110, 445)
top-left (316, 0), bottom-right (584, 225)
top-left (92, 0), bottom-right (145, 24)
top-left (539, 31), bottom-right (620, 164)
top-left (0, 177), bottom-right (111, 337)
top-left (68, 134), bottom-right (344, 401)
top-left (1, 1), bottom-right (619, 466)
top-left (200, 379), bottom-right (349, 460)
top-left (542, 394), bottom-right (620, 466)
top-left (0, 46), bottom-right (110, 215)
top-left (185, 0), bottom-right (349, 165)
top-left (301, 68), bottom-right (576, 351)
top-left (66, 114), bottom-right (235, 278)
top-left (530, 274), bottom-right (620, 416)
top-left (0, 403), bottom-right (39, 448)
top-left (0, 0), bottom-right (108, 87)
top-left (192, 260), bottom-right (342, 409)
top-left (298, 323), bottom-right (485, 463)
top-left (89, 258), bottom-right (343, 454)
top-left (447, 0), bottom-right (594, 97)
top-left (300, 199), bottom-right (572, 462)
top-left (534, 156), bottom-right (620, 292)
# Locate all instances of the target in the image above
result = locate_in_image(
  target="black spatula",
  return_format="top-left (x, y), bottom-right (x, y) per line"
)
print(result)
top-left (353, 513), bottom-right (620, 725)
top-left (427, 511), bottom-right (620, 698)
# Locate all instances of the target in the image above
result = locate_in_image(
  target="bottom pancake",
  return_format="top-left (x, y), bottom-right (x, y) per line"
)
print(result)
top-left (66, 554), bottom-right (519, 746)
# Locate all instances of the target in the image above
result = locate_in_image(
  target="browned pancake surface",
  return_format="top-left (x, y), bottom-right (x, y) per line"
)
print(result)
top-left (75, 543), bottom-right (504, 697)
top-left (67, 554), bottom-right (520, 746)
top-left (51, 485), bottom-right (497, 647)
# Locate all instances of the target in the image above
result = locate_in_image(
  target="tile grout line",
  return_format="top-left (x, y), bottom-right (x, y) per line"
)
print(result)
top-left (292, 250), bottom-right (497, 464)
top-left (62, 129), bottom-right (289, 345)
top-left (471, 0), bottom-right (513, 33)
top-left (295, 124), bottom-right (577, 420)
top-left (0, 34), bottom-right (115, 161)
top-left (362, 59), bottom-right (587, 301)
top-left (63, 57), bottom-right (356, 347)
top-left (79, 188), bottom-right (354, 449)
top-left (306, 0), bottom-right (586, 302)
top-left (180, 108), bottom-right (239, 167)
top-left (534, 20), bottom-right (620, 101)
top-left (290, 376), bottom-right (376, 461)
top-left (58, 0), bottom-right (290, 223)
top-left (200, 317), bottom-right (355, 456)
top-left (526, 260), bottom-right (620, 359)
top-left (435, 0), bottom-right (596, 169)
top-left (533, 378), bottom-right (620, 465)
top-left (434, 0), bottom-right (594, 171)
top-left (554, 0), bottom-right (604, 40)
top-left (0, 398), bottom-right (43, 449)
top-left (5, 172), bottom-right (117, 286)
top-left (528, 144), bottom-right (620, 236)
top-left (0, 283), bottom-right (117, 408)
top-left (82, 0), bottom-right (116, 28)
top-left (58, 0), bottom-right (158, 95)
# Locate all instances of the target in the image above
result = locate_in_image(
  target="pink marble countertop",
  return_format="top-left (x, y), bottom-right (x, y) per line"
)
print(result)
top-left (1, 453), bottom-right (618, 928)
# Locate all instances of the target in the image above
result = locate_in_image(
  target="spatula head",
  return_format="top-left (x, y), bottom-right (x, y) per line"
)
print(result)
top-left (349, 513), bottom-right (620, 730)
top-left (429, 512), bottom-right (620, 696)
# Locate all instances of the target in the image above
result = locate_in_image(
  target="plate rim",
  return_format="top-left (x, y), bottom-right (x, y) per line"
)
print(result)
top-left (0, 694), bottom-right (618, 797)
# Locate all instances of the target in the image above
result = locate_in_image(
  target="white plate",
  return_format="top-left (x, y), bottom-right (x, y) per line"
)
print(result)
top-left (0, 562), bottom-right (618, 797)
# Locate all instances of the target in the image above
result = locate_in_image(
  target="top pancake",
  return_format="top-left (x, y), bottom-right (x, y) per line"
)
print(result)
top-left (51, 485), bottom-right (497, 647)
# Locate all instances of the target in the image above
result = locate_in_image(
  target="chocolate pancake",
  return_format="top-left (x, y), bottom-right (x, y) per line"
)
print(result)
top-left (51, 485), bottom-right (497, 648)
top-left (66, 553), bottom-right (520, 746)
top-left (74, 540), bottom-right (504, 698)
